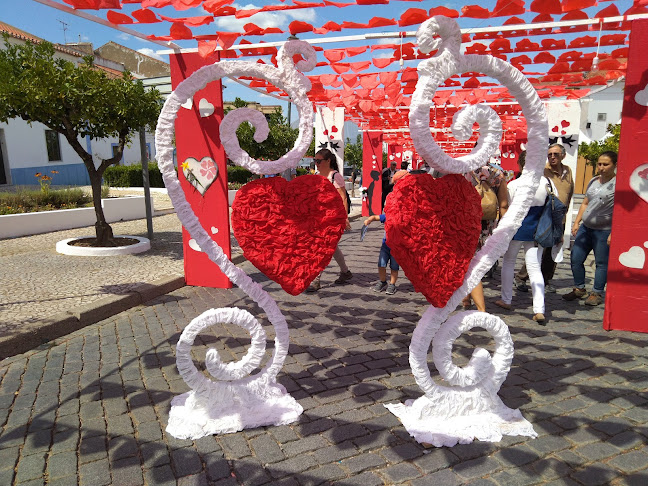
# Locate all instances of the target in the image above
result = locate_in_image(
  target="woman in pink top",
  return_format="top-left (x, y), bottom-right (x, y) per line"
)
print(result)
top-left (307, 149), bottom-right (353, 292)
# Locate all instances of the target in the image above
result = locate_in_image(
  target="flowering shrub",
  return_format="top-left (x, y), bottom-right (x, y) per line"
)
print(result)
top-left (35, 170), bottom-right (58, 195)
top-left (0, 187), bottom-right (91, 215)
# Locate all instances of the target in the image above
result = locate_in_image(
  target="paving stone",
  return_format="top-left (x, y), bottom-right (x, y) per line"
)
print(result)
top-left (79, 436), bottom-right (108, 464)
top-left (312, 440), bottom-right (358, 465)
top-left (527, 434), bottom-right (571, 454)
top-left (411, 468), bottom-right (462, 486)
top-left (282, 435), bottom-right (328, 458)
top-left (110, 456), bottom-right (144, 486)
top-left (14, 452), bottom-right (46, 483)
top-left (382, 462), bottom-right (423, 483)
top-left (218, 433), bottom-right (251, 460)
top-left (171, 447), bottom-right (203, 477)
top-left (79, 458), bottom-right (111, 486)
top-left (574, 442), bottom-right (622, 462)
top-left (47, 450), bottom-right (77, 480)
top-left (454, 456), bottom-right (502, 480)
top-left (338, 471), bottom-right (383, 486)
top-left (249, 434), bottom-right (284, 464)
top-left (380, 442), bottom-right (425, 464)
top-left (569, 463), bottom-right (621, 485)
top-left (231, 457), bottom-right (271, 486)
top-left (204, 455), bottom-right (231, 482)
top-left (144, 464), bottom-right (177, 486)
top-left (266, 454), bottom-right (317, 479)
top-left (302, 463), bottom-right (347, 484)
top-left (607, 450), bottom-right (648, 473)
top-left (493, 444), bottom-right (538, 467)
top-left (340, 451), bottom-right (386, 473)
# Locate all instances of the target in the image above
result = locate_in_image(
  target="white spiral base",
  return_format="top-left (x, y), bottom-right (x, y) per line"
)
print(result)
top-left (386, 311), bottom-right (536, 447)
top-left (166, 308), bottom-right (302, 439)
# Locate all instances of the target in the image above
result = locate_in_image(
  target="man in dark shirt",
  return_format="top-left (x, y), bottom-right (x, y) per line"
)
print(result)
top-left (382, 161), bottom-right (397, 210)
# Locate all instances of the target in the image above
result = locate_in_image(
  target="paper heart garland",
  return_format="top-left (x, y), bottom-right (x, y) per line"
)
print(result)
top-left (384, 173), bottom-right (482, 307)
top-left (231, 175), bottom-right (347, 295)
top-left (182, 157), bottom-right (218, 195)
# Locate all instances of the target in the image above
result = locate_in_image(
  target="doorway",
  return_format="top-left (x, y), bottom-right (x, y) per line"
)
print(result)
top-left (0, 130), bottom-right (7, 185)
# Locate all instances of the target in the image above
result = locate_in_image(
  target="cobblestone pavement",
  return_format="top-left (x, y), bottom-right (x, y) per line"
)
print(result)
top-left (1, 217), bottom-right (646, 485)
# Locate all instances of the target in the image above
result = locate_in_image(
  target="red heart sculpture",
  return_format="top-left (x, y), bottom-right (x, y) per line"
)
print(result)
top-left (384, 174), bottom-right (481, 308)
top-left (231, 175), bottom-right (347, 295)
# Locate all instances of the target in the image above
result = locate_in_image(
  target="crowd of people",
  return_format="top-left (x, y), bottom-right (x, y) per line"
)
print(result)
top-left (303, 145), bottom-right (616, 325)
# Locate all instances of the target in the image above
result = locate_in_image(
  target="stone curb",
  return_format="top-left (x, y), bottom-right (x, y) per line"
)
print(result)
top-left (0, 252), bottom-right (248, 360)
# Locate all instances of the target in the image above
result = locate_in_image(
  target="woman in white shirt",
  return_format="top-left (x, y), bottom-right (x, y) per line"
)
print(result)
top-left (496, 172), bottom-right (558, 325)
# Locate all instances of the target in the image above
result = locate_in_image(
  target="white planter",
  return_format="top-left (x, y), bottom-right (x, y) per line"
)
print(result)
top-left (56, 235), bottom-right (151, 256)
top-left (0, 196), bottom-right (153, 239)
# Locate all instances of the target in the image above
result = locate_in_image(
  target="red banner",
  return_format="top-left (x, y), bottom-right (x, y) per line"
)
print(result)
top-left (603, 19), bottom-right (648, 332)
top-left (362, 131), bottom-right (383, 216)
top-left (170, 52), bottom-right (232, 289)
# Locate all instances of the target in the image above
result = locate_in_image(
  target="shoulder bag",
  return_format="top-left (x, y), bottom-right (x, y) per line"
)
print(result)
top-left (534, 177), bottom-right (568, 248)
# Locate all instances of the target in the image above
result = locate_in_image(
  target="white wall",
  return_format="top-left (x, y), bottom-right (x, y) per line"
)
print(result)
top-left (579, 82), bottom-right (624, 145)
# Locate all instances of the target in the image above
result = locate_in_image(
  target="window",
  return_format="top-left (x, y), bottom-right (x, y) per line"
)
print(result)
top-left (111, 143), bottom-right (124, 164)
top-left (45, 130), bottom-right (61, 161)
top-left (597, 113), bottom-right (607, 122)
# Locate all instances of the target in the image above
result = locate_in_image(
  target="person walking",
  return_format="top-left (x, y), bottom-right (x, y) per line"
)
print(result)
top-left (515, 144), bottom-right (574, 293)
top-left (463, 163), bottom-right (509, 312)
top-left (307, 149), bottom-right (353, 292)
top-left (563, 151), bottom-right (617, 306)
top-left (496, 170), bottom-right (558, 325)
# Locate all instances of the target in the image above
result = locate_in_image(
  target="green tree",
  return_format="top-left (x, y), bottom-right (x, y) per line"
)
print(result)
top-left (0, 37), bottom-right (162, 245)
top-left (344, 135), bottom-right (363, 170)
top-left (225, 97), bottom-right (299, 162)
top-left (578, 123), bottom-right (620, 166)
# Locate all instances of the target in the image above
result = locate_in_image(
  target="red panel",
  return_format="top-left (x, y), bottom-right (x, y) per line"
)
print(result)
top-left (169, 52), bottom-right (232, 289)
top-left (603, 19), bottom-right (648, 332)
top-left (362, 132), bottom-right (383, 216)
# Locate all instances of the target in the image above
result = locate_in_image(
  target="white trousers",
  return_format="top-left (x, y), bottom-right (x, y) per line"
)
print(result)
top-left (501, 240), bottom-right (545, 314)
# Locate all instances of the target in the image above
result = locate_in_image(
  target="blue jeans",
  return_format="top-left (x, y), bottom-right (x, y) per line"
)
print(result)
top-left (570, 224), bottom-right (611, 293)
top-left (378, 241), bottom-right (399, 270)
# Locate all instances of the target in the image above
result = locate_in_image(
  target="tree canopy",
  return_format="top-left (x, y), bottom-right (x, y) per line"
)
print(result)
top-left (344, 135), bottom-right (363, 170)
top-left (0, 36), bottom-right (162, 244)
top-left (578, 124), bottom-right (621, 166)
top-left (225, 97), bottom-right (299, 162)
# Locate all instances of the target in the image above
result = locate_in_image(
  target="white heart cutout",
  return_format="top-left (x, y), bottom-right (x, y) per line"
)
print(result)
top-left (629, 164), bottom-right (648, 205)
top-left (211, 227), bottom-right (218, 234)
top-left (199, 98), bottom-right (215, 117)
top-left (188, 239), bottom-right (202, 252)
top-left (635, 86), bottom-right (648, 106)
top-left (619, 246), bottom-right (645, 269)
top-left (182, 157), bottom-right (218, 195)
top-left (181, 98), bottom-right (193, 110)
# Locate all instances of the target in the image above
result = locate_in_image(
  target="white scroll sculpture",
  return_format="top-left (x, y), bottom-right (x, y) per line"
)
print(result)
top-left (385, 16), bottom-right (548, 446)
top-left (155, 40), bottom-right (316, 439)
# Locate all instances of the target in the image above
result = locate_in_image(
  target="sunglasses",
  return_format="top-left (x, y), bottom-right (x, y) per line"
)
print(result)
top-left (314, 158), bottom-right (327, 163)
top-left (547, 153), bottom-right (563, 158)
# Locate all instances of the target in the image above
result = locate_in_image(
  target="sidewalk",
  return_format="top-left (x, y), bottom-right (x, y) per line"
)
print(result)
top-left (0, 214), bottom-right (647, 485)
top-left (0, 193), bottom-right (364, 358)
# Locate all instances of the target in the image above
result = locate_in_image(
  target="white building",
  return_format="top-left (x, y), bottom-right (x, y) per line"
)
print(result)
top-left (0, 21), bottom-right (160, 187)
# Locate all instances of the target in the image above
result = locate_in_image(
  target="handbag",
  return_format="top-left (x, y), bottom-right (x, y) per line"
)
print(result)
top-left (534, 177), bottom-right (567, 248)
top-left (473, 173), bottom-right (498, 221)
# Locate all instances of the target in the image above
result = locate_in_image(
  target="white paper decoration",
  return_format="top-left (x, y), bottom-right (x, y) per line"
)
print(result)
top-left (155, 40), bottom-right (316, 439)
top-left (386, 16), bottom-right (548, 446)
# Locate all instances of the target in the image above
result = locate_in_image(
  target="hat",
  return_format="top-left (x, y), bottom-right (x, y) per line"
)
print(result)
top-left (392, 170), bottom-right (409, 183)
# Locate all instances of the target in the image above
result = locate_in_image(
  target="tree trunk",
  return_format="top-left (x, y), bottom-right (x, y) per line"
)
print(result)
top-left (88, 161), bottom-right (114, 246)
